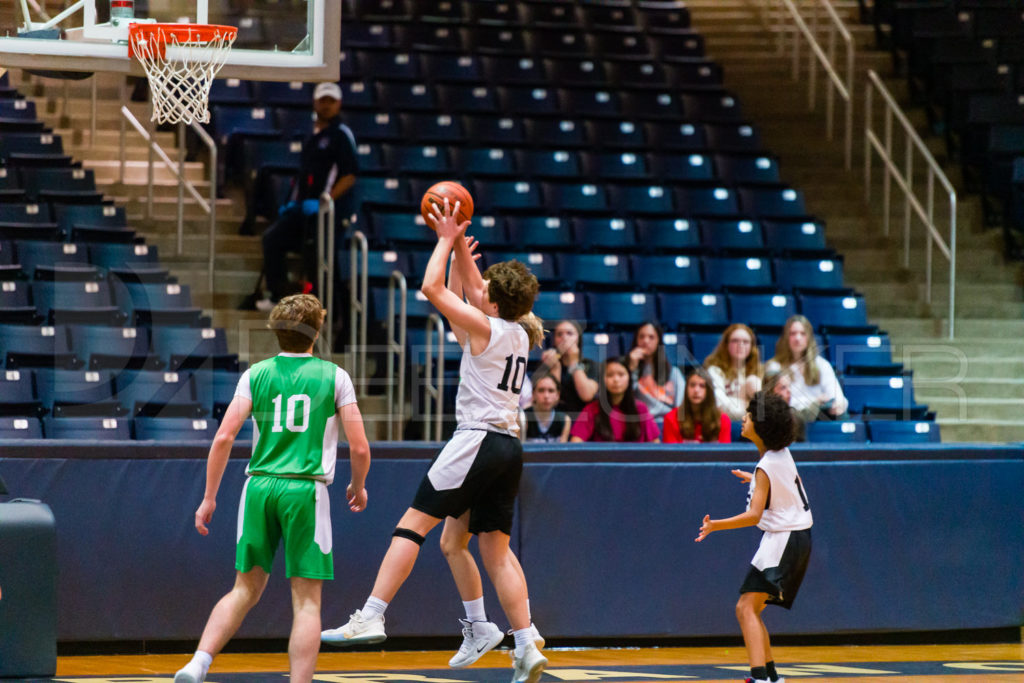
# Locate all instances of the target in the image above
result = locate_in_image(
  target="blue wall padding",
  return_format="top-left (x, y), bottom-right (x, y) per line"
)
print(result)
top-left (0, 443), bottom-right (1020, 641)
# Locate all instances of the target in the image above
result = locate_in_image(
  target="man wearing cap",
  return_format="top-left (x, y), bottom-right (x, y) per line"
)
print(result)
top-left (255, 82), bottom-right (358, 312)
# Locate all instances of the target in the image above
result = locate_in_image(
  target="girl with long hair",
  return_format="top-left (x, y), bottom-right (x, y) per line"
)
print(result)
top-left (626, 321), bottom-right (685, 426)
top-left (704, 323), bottom-right (763, 422)
top-left (570, 357), bottom-right (659, 443)
top-left (536, 320), bottom-right (599, 414)
top-left (663, 367), bottom-right (732, 443)
top-left (765, 315), bottom-right (847, 419)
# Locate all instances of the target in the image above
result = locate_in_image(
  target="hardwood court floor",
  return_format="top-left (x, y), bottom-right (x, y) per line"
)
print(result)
top-left (49, 643), bottom-right (1024, 682)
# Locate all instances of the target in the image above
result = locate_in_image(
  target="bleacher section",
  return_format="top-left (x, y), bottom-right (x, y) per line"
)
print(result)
top-left (869, 0), bottom-right (1024, 257)
top-left (0, 70), bottom-right (246, 440)
top-left (199, 0), bottom-right (937, 443)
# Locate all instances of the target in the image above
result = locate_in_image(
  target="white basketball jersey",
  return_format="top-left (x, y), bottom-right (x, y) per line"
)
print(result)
top-left (455, 316), bottom-right (528, 436)
top-left (748, 447), bottom-right (814, 532)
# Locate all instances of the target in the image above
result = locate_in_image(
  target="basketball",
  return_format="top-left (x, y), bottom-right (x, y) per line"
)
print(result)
top-left (420, 181), bottom-right (474, 229)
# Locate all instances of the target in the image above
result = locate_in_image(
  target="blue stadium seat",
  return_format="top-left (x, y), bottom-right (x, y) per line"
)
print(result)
top-left (631, 254), bottom-right (703, 290)
top-left (532, 290), bottom-right (586, 322)
top-left (452, 147), bottom-right (516, 177)
top-left (273, 107), bottom-right (316, 135)
top-left (704, 256), bottom-right (774, 290)
top-left (55, 204), bottom-right (132, 243)
top-left (763, 219), bottom-right (828, 253)
top-left (120, 282), bottom-right (203, 327)
top-left (17, 241), bottom-right (88, 277)
top-left (361, 51), bottom-right (422, 80)
top-left (0, 167), bottom-right (25, 202)
top-left (517, 149), bottom-right (582, 179)
top-left (89, 242), bottom-right (160, 272)
top-left (530, 29), bottom-right (592, 57)
top-left (650, 153), bottom-right (715, 182)
top-left (689, 330), bottom-right (723, 363)
top-left (565, 89), bottom-right (622, 118)
top-left (463, 215), bottom-right (510, 249)
top-left (706, 124), bottom-right (762, 153)
top-left (254, 80), bottom-right (314, 107)
top-left (647, 122), bottom-right (708, 151)
top-left (546, 182), bottom-right (609, 212)
top-left (380, 83), bottom-right (438, 111)
top-left (595, 32), bottom-right (653, 59)
top-left (651, 32), bottom-right (705, 60)
top-left (405, 326), bottom-right (463, 367)
top-left (805, 420), bottom-right (868, 443)
top-left (468, 116), bottom-right (527, 145)
top-left (587, 152), bottom-right (650, 180)
top-left (659, 292), bottom-right (729, 329)
top-left (506, 216), bottom-right (573, 248)
top-left (547, 58), bottom-right (609, 87)
top-left (43, 416), bottom-right (131, 440)
top-left (346, 111), bottom-right (404, 142)
top-left (682, 92), bottom-right (744, 124)
top-left (634, 218), bottom-right (701, 252)
top-left (467, 2), bottom-right (522, 24)
top-left (557, 253), bottom-right (630, 287)
top-left (581, 330), bottom-right (626, 362)
top-left (586, 291), bottom-right (658, 328)
top-left (469, 26), bottom-right (530, 54)
top-left (32, 280), bottom-right (122, 325)
top-left (439, 85), bottom-right (500, 114)
top-left (844, 373), bottom-right (920, 417)
top-left (621, 91), bottom-right (682, 120)
top-left (728, 293), bottom-right (797, 329)
top-left (367, 213), bottom-right (432, 248)
top-left (69, 324), bottom-right (155, 371)
top-left (423, 53), bottom-right (484, 83)
top-left (193, 369), bottom-right (244, 420)
top-left (0, 99), bottom-right (43, 132)
top-left (527, 118), bottom-right (588, 147)
top-left (209, 105), bottom-right (280, 147)
top-left (715, 154), bottom-right (783, 185)
top-left (0, 132), bottom-right (71, 166)
top-left (776, 257), bottom-right (846, 292)
top-left (0, 323), bottom-right (76, 368)
top-left (386, 144), bottom-right (451, 174)
top-left (0, 416), bottom-right (43, 439)
top-left (0, 279), bottom-right (36, 323)
top-left (666, 61), bottom-right (723, 90)
top-left (151, 326), bottom-right (236, 371)
top-left (739, 187), bottom-right (808, 219)
top-left (574, 217), bottom-right (637, 251)
top-left (208, 78), bottom-right (254, 106)
top-left (487, 251), bottom-right (558, 284)
top-left (473, 180), bottom-right (542, 211)
top-left (35, 368), bottom-right (120, 417)
top-left (405, 23), bottom-right (464, 51)
top-left (799, 293), bottom-right (868, 330)
top-left (586, 120), bottom-right (647, 149)
top-left (701, 218), bottom-right (765, 251)
top-left (675, 186), bottom-right (740, 217)
top-left (525, 4), bottom-right (580, 27)
top-left (827, 333), bottom-right (896, 373)
top-left (371, 287), bottom-right (437, 322)
top-left (115, 369), bottom-right (202, 418)
top-left (867, 420), bottom-right (940, 443)
top-left (659, 330), bottom-right (693, 368)
top-left (608, 61), bottom-right (666, 88)
top-left (0, 370), bottom-right (41, 417)
top-left (134, 417), bottom-right (219, 441)
top-left (343, 23), bottom-right (395, 49)
top-left (483, 57), bottom-right (548, 84)
top-left (608, 185), bottom-right (676, 215)
top-left (0, 203), bottom-right (60, 241)
top-left (353, 176), bottom-right (411, 211)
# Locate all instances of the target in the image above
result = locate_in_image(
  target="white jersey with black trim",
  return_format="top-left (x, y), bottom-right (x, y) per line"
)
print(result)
top-left (747, 447), bottom-right (813, 532)
top-left (455, 316), bottom-right (528, 436)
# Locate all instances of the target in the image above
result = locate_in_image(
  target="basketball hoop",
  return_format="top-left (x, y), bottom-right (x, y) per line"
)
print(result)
top-left (128, 23), bottom-right (237, 125)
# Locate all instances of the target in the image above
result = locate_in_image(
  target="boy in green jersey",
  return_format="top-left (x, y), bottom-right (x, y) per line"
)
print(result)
top-left (175, 294), bottom-right (371, 683)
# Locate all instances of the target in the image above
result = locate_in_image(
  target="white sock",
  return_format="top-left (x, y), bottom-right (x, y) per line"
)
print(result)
top-left (512, 627), bottom-right (533, 657)
top-left (463, 596), bottom-right (486, 623)
top-left (360, 596), bottom-right (388, 619)
top-left (181, 650), bottom-right (212, 680)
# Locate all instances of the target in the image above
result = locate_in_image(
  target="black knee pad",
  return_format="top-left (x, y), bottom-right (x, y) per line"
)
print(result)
top-left (393, 527), bottom-right (425, 546)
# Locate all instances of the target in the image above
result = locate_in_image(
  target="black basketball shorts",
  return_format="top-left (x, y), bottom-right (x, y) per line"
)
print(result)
top-left (411, 429), bottom-right (523, 535)
top-left (740, 528), bottom-right (812, 609)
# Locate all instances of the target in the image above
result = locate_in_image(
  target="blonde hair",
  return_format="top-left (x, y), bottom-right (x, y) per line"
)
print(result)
top-left (518, 311), bottom-right (545, 349)
top-left (704, 323), bottom-right (762, 382)
top-left (771, 315), bottom-right (820, 385)
top-left (268, 294), bottom-right (326, 352)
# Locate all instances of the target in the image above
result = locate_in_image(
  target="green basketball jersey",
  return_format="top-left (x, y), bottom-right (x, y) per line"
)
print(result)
top-left (236, 353), bottom-right (356, 483)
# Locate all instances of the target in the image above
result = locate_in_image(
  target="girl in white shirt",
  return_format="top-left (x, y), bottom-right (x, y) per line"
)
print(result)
top-left (764, 315), bottom-right (847, 418)
top-left (704, 323), bottom-right (763, 422)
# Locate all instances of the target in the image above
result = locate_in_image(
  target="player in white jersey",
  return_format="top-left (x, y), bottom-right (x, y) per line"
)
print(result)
top-left (322, 199), bottom-right (549, 683)
top-left (175, 294), bottom-right (371, 683)
top-left (695, 392), bottom-right (812, 683)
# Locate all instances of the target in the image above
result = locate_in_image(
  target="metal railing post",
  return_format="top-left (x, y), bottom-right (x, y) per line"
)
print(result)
top-left (187, 121), bottom-right (218, 292)
top-left (386, 272), bottom-right (407, 441)
top-left (316, 192), bottom-right (335, 352)
top-left (423, 313), bottom-right (444, 442)
top-left (177, 121), bottom-right (186, 256)
top-left (349, 231), bottom-right (368, 395)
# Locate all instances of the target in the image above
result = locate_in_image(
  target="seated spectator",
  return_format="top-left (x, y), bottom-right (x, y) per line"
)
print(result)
top-left (521, 374), bottom-right (571, 442)
top-left (570, 357), bottom-right (660, 443)
top-left (765, 315), bottom-right (848, 420)
top-left (763, 371), bottom-right (808, 442)
top-left (663, 367), bottom-right (732, 444)
top-left (536, 320), bottom-right (599, 415)
top-left (704, 323), bottom-right (763, 422)
top-left (627, 321), bottom-right (684, 427)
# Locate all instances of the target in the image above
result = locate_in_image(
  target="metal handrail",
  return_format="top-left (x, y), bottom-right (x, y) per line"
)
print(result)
top-left (119, 105), bottom-right (218, 291)
top-left (315, 192), bottom-right (335, 352)
top-left (423, 313), bottom-right (444, 442)
top-left (762, 0), bottom-right (855, 169)
top-left (864, 70), bottom-right (957, 339)
top-left (348, 230), bottom-right (368, 396)
top-left (385, 271), bottom-right (408, 441)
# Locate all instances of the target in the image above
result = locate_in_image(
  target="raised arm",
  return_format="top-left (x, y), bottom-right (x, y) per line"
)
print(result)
top-left (195, 395), bottom-right (252, 535)
top-left (421, 199), bottom-right (491, 349)
top-left (447, 235), bottom-right (483, 347)
top-left (452, 221), bottom-right (488, 309)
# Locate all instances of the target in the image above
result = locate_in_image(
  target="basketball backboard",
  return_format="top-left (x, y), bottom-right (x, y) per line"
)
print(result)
top-left (0, 0), bottom-right (339, 82)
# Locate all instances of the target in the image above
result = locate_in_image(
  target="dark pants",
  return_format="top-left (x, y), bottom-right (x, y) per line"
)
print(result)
top-left (261, 206), bottom-right (316, 301)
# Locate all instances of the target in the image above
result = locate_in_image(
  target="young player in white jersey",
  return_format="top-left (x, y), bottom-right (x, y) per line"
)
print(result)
top-left (695, 392), bottom-right (812, 683)
top-left (321, 199), bottom-right (549, 683)
top-left (174, 294), bottom-right (371, 683)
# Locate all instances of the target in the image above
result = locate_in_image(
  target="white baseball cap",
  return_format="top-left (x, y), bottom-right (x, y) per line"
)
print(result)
top-left (313, 82), bottom-right (342, 101)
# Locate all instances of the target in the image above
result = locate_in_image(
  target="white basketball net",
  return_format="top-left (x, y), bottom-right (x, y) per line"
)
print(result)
top-left (130, 25), bottom-right (237, 125)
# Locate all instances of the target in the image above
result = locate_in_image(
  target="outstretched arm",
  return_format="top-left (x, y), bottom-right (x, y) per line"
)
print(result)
top-left (421, 199), bottom-right (491, 346)
top-left (695, 468), bottom-right (769, 542)
top-left (447, 235), bottom-right (482, 347)
top-left (452, 221), bottom-right (488, 309)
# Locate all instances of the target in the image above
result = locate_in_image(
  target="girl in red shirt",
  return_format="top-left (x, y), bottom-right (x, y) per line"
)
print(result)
top-left (663, 367), bottom-right (732, 443)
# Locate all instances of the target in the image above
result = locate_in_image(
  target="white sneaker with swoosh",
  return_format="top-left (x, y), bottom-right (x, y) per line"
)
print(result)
top-left (449, 619), bottom-right (505, 668)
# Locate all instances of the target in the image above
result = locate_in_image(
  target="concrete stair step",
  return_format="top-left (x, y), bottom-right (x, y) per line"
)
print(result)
top-left (144, 233), bottom-right (261, 256)
top-left (116, 196), bottom-right (243, 219)
top-left (923, 396), bottom-right (1024, 422)
top-left (907, 357), bottom-right (1024, 381)
top-left (916, 379), bottom-right (1024, 401)
top-left (89, 160), bottom-right (209, 184)
top-left (932, 419), bottom-right (1024, 443)
top-left (875, 317), bottom-right (1024, 338)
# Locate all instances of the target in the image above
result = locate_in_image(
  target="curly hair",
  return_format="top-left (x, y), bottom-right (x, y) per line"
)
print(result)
top-left (483, 260), bottom-right (543, 347)
top-left (746, 391), bottom-right (795, 451)
top-left (268, 294), bottom-right (326, 352)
